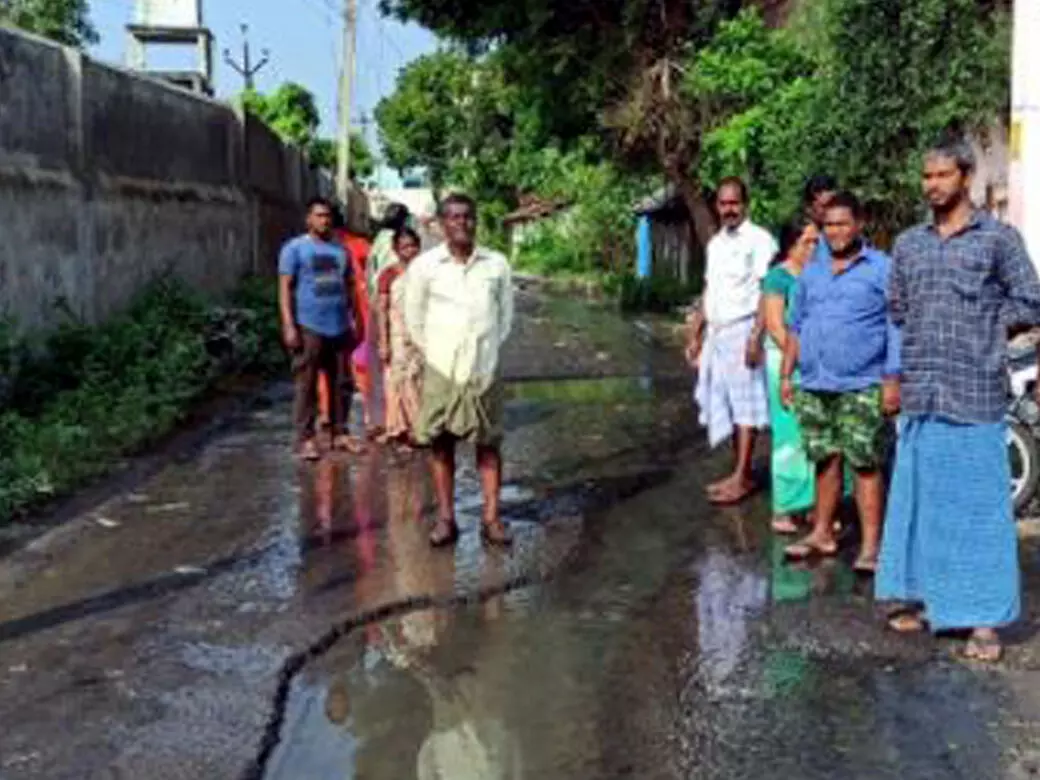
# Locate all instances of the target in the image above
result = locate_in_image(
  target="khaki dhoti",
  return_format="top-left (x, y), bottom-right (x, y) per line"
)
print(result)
top-left (415, 367), bottom-right (504, 448)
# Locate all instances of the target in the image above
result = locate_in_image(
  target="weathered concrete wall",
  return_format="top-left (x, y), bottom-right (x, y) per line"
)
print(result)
top-left (0, 26), bottom-right (358, 334)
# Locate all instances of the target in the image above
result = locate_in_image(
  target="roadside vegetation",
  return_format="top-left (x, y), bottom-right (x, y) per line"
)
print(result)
top-left (0, 277), bottom-right (282, 524)
top-left (376, 1), bottom-right (1010, 311)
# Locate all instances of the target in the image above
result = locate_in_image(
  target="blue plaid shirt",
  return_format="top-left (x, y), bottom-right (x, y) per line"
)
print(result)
top-left (890, 213), bottom-right (1040, 424)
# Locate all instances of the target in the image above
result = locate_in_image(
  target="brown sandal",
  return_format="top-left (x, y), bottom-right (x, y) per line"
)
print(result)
top-left (962, 634), bottom-right (1003, 663)
top-left (885, 609), bottom-right (927, 634)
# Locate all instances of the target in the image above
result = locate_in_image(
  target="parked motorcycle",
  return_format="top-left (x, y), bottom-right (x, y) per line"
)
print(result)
top-left (1008, 345), bottom-right (1040, 513)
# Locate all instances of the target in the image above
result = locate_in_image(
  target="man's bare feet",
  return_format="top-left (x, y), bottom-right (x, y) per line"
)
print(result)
top-left (299, 439), bottom-right (321, 461)
top-left (853, 550), bottom-right (879, 575)
top-left (709, 475), bottom-right (757, 505)
top-left (706, 476), bottom-right (731, 495)
top-left (785, 531), bottom-right (838, 561)
top-left (481, 517), bottom-right (513, 548)
top-left (963, 629), bottom-right (1003, 663)
top-left (772, 515), bottom-right (801, 535)
top-left (428, 517), bottom-right (459, 548)
top-left (332, 434), bottom-right (366, 454)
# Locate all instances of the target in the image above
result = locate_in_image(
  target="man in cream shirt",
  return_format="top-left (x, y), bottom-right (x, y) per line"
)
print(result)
top-left (687, 177), bottom-right (776, 504)
top-left (405, 193), bottom-right (515, 548)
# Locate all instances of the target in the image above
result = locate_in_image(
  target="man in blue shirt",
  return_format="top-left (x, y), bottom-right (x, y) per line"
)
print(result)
top-left (780, 191), bottom-right (901, 571)
top-left (278, 197), bottom-right (361, 461)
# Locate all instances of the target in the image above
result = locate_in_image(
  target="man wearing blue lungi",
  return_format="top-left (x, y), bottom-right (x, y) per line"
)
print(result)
top-left (877, 137), bottom-right (1040, 662)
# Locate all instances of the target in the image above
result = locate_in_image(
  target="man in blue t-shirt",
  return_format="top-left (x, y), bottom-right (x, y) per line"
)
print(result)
top-left (278, 197), bottom-right (360, 460)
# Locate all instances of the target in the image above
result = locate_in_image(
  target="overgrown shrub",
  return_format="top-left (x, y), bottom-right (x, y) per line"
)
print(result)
top-left (0, 276), bottom-right (283, 523)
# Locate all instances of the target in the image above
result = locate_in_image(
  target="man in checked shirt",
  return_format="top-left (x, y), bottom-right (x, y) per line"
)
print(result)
top-left (876, 137), bottom-right (1040, 662)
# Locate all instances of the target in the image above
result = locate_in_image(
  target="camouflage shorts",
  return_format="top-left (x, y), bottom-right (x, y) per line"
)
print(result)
top-left (794, 387), bottom-right (888, 470)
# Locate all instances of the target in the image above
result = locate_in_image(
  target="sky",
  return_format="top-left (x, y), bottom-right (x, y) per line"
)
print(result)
top-left (90, 0), bottom-right (438, 186)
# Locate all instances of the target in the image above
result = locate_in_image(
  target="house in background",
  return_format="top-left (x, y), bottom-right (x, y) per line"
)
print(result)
top-left (633, 186), bottom-right (700, 285)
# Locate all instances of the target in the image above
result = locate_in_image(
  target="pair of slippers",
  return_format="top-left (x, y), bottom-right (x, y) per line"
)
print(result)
top-left (886, 609), bottom-right (1003, 662)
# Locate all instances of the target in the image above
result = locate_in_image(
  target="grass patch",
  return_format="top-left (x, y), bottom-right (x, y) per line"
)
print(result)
top-left (0, 276), bottom-right (283, 524)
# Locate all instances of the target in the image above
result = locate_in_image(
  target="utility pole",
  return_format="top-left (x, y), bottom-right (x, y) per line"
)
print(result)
top-left (358, 112), bottom-right (379, 185)
top-left (223, 23), bottom-right (269, 91)
top-left (336, 0), bottom-right (358, 206)
top-left (1011, 0), bottom-right (1040, 270)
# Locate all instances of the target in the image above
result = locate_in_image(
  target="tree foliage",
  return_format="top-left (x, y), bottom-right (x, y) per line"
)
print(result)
top-left (0, 0), bottom-right (97, 47)
top-left (375, 50), bottom-right (478, 190)
top-left (380, 0), bottom-right (741, 233)
top-left (308, 134), bottom-right (375, 182)
top-left (697, 0), bottom-right (1011, 236)
top-left (242, 83), bottom-right (321, 148)
top-left (378, 0), bottom-right (1013, 263)
top-left (242, 83), bottom-right (374, 181)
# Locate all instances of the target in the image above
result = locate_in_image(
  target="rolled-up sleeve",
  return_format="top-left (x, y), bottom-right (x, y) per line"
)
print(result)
top-left (404, 257), bottom-right (430, 353)
top-left (998, 225), bottom-right (1040, 327)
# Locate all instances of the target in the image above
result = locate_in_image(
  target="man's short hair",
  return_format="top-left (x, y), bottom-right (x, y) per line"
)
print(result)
top-left (825, 190), bottom-right (864, 220)
top-left (306, 196), bottom-right (333, 214)
top-left (716, 176), bottom-right (749, 203)
top-left (927, 135), bottom-right (977, 176)
top-left (803, 174), bottom-right (839, 206)
top-left (438, 192), bottom-right (478, 217)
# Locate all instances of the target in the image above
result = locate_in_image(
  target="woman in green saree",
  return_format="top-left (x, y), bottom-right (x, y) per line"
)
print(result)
top-left (759, 217), bottom-right (820, 535)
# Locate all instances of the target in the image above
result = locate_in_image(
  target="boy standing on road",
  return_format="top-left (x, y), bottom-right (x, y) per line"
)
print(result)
top-left (877, 139), bottom-right (1040, 662)
top-left (781, 191), bottom-right (901, 573)
top-left (279, 197), bottom-right (362, 461)
top-left (405, 193), bottom-right (515, 548)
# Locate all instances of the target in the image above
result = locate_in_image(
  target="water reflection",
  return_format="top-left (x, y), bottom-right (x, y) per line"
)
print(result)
top-left (768, 536), bottom-right (855, 604)
top-left (294, 460), bottom-right (525, 779)
top-left (695, 508), bottom-right (770, 693)
top-left (319, 604), bottom-right (523, 778)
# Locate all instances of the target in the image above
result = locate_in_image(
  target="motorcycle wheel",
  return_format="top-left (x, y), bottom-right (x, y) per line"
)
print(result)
top-left (1008, 420), bottom-right (1040, 515)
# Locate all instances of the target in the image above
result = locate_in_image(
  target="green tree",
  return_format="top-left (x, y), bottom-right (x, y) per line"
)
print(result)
top-left (242, 83), bottom-right (321, 147)
top-left (376, 49), bottom-right (573, 241)
top-left (375, 50), bottom-right (486, 192)
top-left (0, 0), bottom-right (97, 46)
top-left (308, 134), bottom-right (376, 182)
top-left (380, 0), bottom-right (741, 239)
top-left (818, 0), bottom-right (1010, 237)
top-left (243, 83), bottom-right (375, 181)
top-left (696, 1), bottom-right (1011, 237)
top-left (690, 9), bottom-right (821, 229)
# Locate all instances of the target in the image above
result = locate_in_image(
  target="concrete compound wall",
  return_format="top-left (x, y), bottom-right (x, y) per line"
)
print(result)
top-left (0, 26), bottom-right (363, 334)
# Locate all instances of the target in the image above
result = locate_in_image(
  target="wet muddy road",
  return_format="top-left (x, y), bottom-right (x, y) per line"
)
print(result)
top-left (2, 291), bottom-right (1040, 779)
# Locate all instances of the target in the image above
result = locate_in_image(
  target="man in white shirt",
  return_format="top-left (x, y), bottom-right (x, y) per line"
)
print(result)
top-left (405, 193), bottom-right (515, 548)
top-left (686, 177), bottom-right (775, 504)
